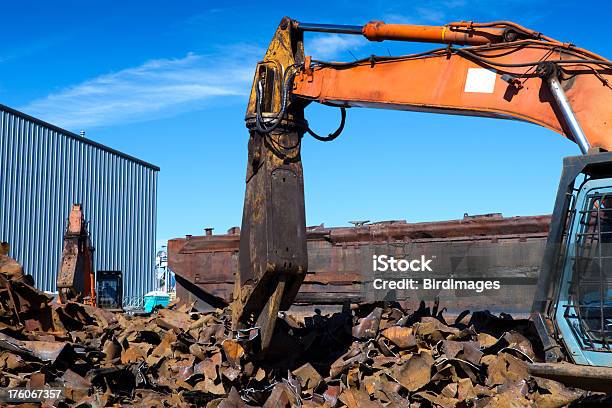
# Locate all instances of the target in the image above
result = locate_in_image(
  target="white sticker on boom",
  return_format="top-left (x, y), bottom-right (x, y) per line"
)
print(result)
top-left (464, 68), bottom-right (496, 93)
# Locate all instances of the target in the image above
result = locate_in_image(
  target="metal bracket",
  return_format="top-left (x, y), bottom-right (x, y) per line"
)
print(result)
top-left (538, 62), bottom-right (591, 155)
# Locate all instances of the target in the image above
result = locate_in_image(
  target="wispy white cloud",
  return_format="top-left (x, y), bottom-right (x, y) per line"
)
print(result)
top-left (383, 0), bottom-right (466, 25)
top-left (383, 13), bottom-right (417, 25)
top-left (20, 47), bottom-right (261, 129)
top-left (306, 34), bottom-right (365, 59)
top-left (413, 7), bottom-right (447, 23)
top-left (384, 8), bottom-right (446, 25)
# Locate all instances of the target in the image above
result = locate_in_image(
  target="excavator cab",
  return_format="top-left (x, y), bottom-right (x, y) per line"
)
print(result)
top-left (533, 151), bottom-right (612, 367)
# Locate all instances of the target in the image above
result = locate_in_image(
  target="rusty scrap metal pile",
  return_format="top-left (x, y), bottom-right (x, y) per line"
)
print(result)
top-left (0, 262), bottom-right (609, 407)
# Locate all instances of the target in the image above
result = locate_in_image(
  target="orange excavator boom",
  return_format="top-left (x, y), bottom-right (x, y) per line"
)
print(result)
top-left (293, 43), bottom-right (612, 151)
top-left (292, 20), bottom-right (612, 152)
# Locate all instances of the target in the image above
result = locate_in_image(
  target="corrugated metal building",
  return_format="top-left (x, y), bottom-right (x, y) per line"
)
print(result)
top-left (0, 104), bottom-right (159, 307)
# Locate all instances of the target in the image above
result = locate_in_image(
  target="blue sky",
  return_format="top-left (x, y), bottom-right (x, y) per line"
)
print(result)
top-left (1, 1), bottom-right (609, 248)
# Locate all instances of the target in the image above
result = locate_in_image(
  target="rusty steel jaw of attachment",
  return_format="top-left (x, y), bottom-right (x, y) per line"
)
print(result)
top-left (232, 117), bottom-right (309, 356)
top-left (231, 16), bottom-right (309, 355)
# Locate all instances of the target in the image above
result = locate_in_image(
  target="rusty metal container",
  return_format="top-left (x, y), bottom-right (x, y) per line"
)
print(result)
top-left (168, 213), bottom-right (551, 314)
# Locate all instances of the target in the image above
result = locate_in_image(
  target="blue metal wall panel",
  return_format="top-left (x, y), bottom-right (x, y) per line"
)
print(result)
top-left (0, 105), bottom-right (159, 307)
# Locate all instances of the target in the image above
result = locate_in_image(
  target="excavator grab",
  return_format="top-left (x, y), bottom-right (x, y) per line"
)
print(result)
top-left (56, 204), bottom-right (96, 306)
top-left (232, 16), bottom-right (612, 378)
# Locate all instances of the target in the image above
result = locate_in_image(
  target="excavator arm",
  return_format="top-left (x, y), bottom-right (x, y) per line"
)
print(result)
top-left (233, 17), bottom-right (612, 354)
top-left (57, 204), bottom-right (96, 306)
top-left (294, 41), bottom-right (612, 150)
